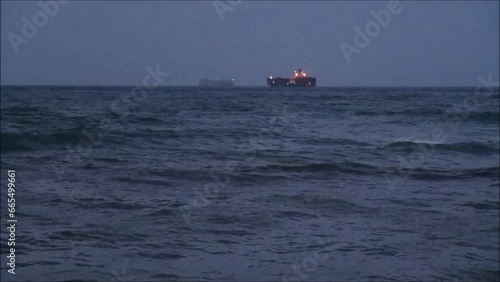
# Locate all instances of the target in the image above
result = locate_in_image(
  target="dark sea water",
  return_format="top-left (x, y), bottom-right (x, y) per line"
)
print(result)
top-left (1, 86), bottom-right (499, 281)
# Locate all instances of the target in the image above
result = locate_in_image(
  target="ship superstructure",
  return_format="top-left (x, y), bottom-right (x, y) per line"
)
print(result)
top-left (267, 69), bottom-right (316, 87)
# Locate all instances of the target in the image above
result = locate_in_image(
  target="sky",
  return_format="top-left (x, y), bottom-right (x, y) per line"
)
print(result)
top-left (1, 0), bottom-right (498, 86)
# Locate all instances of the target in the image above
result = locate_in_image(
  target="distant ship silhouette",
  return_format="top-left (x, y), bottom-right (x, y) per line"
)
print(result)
top-left (267, 69), bottom-right (316, 87)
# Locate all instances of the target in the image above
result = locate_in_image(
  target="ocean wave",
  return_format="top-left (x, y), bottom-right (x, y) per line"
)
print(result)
top-left (387, 141), bottom-right (499, 154)
top-left (461, 201), bottom-right (499, 210)
top-left (74, 198), bottom-right (146, 211)
top-left (94, 157), bottom-right (128, 163)
top-left (355, 109), bottom-right (499, 124)
top-left (302, 138), bottom-right (372, 147)
top-left (1, 131), bottom-right (83, 152)
top-left (267, 194), bottom-right (363, 212)
top-left (136, 252), bottom-right (184, 260)
top-left (125, 128), bottom-right (182, 138)
top-left (142, 162), bottom-right (499, 180)
top-left (254, 162), bottom-right (499, 180)
top-left (1, 105), bottom-right (47, 116)
top-left (467, 111), bottom-right (500, 123)
top-left (276, 210), bottom-right (319, 219)
top-left (394, 166), bottom-right (499, 180)
top-left (356, 109), bottom-right (445, 117)
top-left (253, 162), bottom-right (383, 175)
top-left (111, 176), bottom-right (172, 187)
top-left (149, 167), bottom-right (288, 184)
top-left (132, 116), bottom-right (169, 125)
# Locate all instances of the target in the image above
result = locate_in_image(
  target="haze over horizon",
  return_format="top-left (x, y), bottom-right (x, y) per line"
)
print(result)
top-left (1, 1), bottom-right (498, 87)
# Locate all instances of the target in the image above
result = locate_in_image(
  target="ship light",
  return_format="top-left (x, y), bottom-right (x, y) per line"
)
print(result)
top-left (269, 76), bottom-right (273, 79)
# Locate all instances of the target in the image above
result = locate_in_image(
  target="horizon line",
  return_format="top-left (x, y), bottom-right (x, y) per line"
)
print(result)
top-left (1, 84), bottom-right (495, 88)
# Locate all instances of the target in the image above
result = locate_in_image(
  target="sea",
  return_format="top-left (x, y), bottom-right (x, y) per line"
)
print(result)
top-left (1, 86), bottom-right (499, 281)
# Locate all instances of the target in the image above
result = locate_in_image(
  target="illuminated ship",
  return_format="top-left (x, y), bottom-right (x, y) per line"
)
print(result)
top-left (199, 78), bottom-right (235, 87)
top-left (267, 69), bottom-right (316, 87)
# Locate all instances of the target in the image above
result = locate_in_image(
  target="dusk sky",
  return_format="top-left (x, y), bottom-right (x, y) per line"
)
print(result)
top-left (1, 0), bottom-right (498, 86)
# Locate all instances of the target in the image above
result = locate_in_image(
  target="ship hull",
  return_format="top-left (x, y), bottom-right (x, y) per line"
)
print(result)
top-left (267, 77), bottom-right (316, 87)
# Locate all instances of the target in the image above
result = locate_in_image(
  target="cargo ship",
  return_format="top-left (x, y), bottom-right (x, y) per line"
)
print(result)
top-left (267, 69), bottom-right (316, 87)
top-left (199, 78), bottom-right (235, 87)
